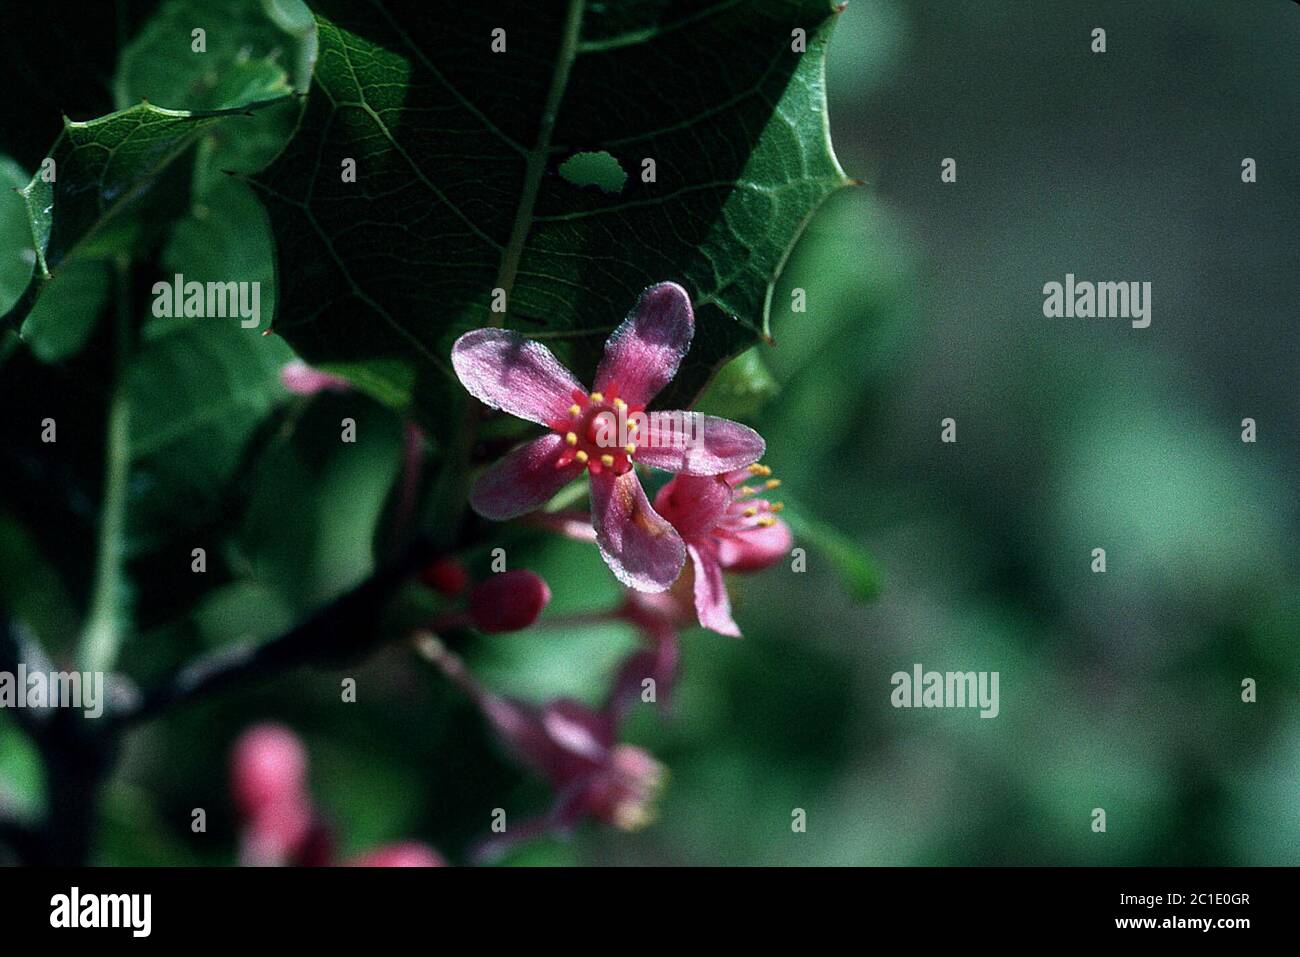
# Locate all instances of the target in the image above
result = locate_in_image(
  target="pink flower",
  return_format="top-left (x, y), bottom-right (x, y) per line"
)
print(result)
top-left (418, 636), bottom-right (664, 859)
top-left (346, 842), bottom-right (446, 867)
top-left (491, 696), bottom-right (664, 830)
top-left (279, 360), bottom-right (351, 395)
top-left (230, 723), bottom-right (308, 816)
top-left (652, 465), bottom-right (792, 637)
top-left (451, 282), bottom-right (765, 592)
top-left (230, 723), bottom-right (325, 866)
top-left (229, 724), bottom-right (438, 867)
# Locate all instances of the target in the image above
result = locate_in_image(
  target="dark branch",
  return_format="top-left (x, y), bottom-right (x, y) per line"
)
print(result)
top-left (117, 535), bottom-right (439, 727)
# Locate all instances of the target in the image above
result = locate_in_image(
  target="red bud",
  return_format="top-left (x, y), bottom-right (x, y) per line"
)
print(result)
top-left (468, 570), bottom-right (551, 633)
top-left (420, 556), bottom-right (470, 596)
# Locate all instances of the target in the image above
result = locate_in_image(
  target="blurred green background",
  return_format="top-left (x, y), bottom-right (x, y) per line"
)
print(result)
top-left (1, 0), bottom-right (1297, 865)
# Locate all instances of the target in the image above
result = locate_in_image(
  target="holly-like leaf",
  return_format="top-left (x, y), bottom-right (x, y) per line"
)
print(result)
top-left (114, 0), bottom-right (315, 194)
top-left (0, 101), bottom-right (283, 330)
top-left (252, 0), bottom-right (852, 423)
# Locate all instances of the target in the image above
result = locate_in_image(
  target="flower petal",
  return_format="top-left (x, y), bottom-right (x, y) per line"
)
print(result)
top-left (652, 474), bottom-right (733, 540)
top-left (632, 412), bottom-right (765, 475)
top-left (595, 282), bottom-right (694, 406)
top-left (688, 543), bottom-right (740, 637)
top-left (717, 518), bottom-right (793, 572)
top-left (279, 360), bottom-right (350, 395)
top-left (469, 434), bottom-right (580, 520)
top-left (452, 328), bottom-right (584, 425)
top-left (589, 469), bottom-right (686, 592)
top-left (542, 699), bottom-right (615, 757)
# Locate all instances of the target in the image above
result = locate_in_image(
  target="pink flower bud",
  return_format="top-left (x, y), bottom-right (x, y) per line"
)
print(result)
top-left (420, 556), bottom-right (469, 596)
top-left (468, 570), bottom-right (551, 633)
top-left (239, 795), bottom-right (314, 867)
top-left (230, 723), bottom-right (309, 817)
top-left (347, 842), bottom-right (446, 867)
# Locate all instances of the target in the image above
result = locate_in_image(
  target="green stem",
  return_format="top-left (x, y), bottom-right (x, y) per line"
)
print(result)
top-left (79, 256), bottom-right (133, 674)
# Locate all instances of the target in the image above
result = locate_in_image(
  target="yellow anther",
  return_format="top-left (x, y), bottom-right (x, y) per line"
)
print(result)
top-left (769, 502), bottom-right (784, 512)
top-left (565, 431), bottom-right (578, 446)
top-left (575, 450), bottom-right (589, 464)
top-left (624, 443), bottom-right (636, 455)
top-left (765, 478), bottom-right (781, 489)
top-left (589, 391), bottom-right (604, 403)
top-left (743, 507), bottom-right (758, 518)
top-left (748, 463), bottom-right (772, 477)
top-left (628, 421), bottom-right (639, 433)
top-left (757, 516), bottom-right (776, 527)
top-left (568, 404), bottom-right (581, 416)
top-left (613, 398), bottom-right (626, 409)
top-left (737, 485), bottom-right (756, 496)
top-left (600, 454), bottom-right (615, 468)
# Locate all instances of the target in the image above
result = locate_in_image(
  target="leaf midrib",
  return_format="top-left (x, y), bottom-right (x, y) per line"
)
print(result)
top-left (490, 0), bottom-right (587, 328)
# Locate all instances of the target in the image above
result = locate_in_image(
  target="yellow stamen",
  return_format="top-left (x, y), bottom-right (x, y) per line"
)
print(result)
top-left (568, 403), bottom-right (581, 417)
top-left (575, 450), bottom-right (589, 464)
top-left (613, 398), bottom-right (626, 409)
top-left (769, 502), bottom-right (784, 512)
top-left (589, 391), bottom-right (604, 403)
top-left (757, 516), bottom-right (776, 527)
top-left (600, 454), bottom-right (615, 468)
top-left (743, 507), bottom-right (758, 518)
top-left (748, 463), bottom-right (772, 477)
top-left (565, 431), bottom-right (578, 446)
top-left (766, 478), bottom-right (781, 489)
top-left (624, 443), bottom-right (636, 455)
top-left (737, 485), bottom-right (756, 496)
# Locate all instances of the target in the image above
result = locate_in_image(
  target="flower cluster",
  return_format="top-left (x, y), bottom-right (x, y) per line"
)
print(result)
top-left (263, 285), bottom-right (794, 860)
top-left (409, 283), bottom-right (794, 857)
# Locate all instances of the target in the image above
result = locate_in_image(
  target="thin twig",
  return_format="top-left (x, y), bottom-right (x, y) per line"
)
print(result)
top-left (117, 535), bottom-right (440, 727)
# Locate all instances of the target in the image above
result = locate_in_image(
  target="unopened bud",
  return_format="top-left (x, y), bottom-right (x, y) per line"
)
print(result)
top-left (420, 556), bottom-right (470, 596)
top-left (230, 723), bottom-right (309, 817)
top-left (468, 570), bottom-right (551, 633)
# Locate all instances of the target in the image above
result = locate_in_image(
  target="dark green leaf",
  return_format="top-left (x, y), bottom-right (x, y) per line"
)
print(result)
top-left (0, 158), bottom-right (35, 315)
top-left (0, 101), bottom-right (282, 331)
top-left (252, 0), bottom-right (852, 423)
top-left (115, 0), bottom-right (314, 193)
top-left (124, 177), bottom-right (292, 550)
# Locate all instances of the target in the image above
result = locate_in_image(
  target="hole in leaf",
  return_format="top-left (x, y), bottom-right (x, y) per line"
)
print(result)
top-left (558, 151), bottom-right (627, 194)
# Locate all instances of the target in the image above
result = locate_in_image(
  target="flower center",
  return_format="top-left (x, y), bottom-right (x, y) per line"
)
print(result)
top-left (550, 386), bottom-right (643, 476)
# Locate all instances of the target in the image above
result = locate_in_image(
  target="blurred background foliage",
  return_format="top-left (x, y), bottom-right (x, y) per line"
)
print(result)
top-left (1, 0), bottom-right (1297, 865)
